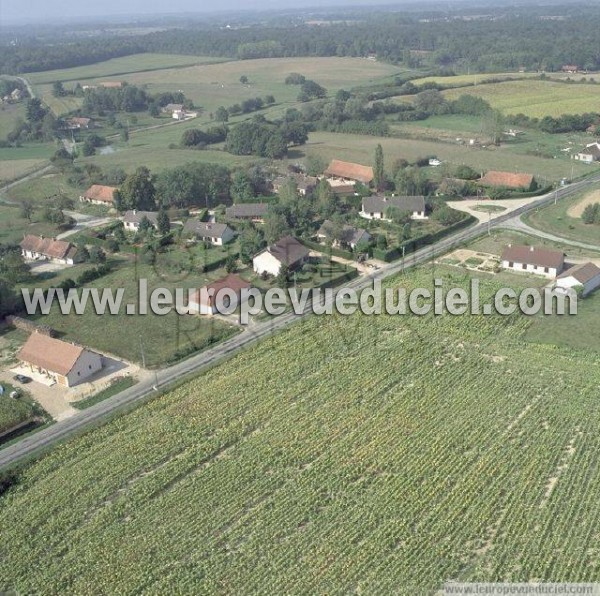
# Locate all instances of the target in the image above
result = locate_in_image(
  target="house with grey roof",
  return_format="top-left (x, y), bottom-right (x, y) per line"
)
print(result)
top-left (225, 203), bottom-right (269, 222)
top-left (316, 220), bottom-right (372, 250)
top-left (123, 210), bottom-right (160, 232)
top-left (253, 236), bottom-right (310, 276)
top-left (183, 220), bottom-right (235, 246)
top-left (360, 195), bottom-right (427, 221)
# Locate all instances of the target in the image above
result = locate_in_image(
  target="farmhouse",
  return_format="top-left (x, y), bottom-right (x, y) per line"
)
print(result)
top-left (272, 173), bottom-right (318, 196)
top-left (478, 171), bottom-right (536, 191)
top-left (501, 244), bottom-right (564, 278)
top-left (20, 235), bottom-right (77, 265)
top-left (253, 236), bottom-right (310, 276)
top-left (316, 220), bottom-right (372, 249)
top-left (561, 65), bottom-right (579, 73)
top-left (360, 195), bottom-right (427, 221)
top-left (574, 142), bottom-right (600, 163)
top-left (188, 274), bottom-right (252, 315)
top-left (162, 103), bottom-right (184, 114)
top-left (123, 210), bottom-right (159, 232)
top-left (324, 160), bottom-right (374, 186)
top-left (99, 81), bottom-right (123, 89)
top-left (555, 262), bottom-right (600, 297)
top-left (183, 221), bottom-right (235, 246)
top-left (225, 203), bottom-right (269, 222)
top-left (80, 184), bottom-right (118, 206)
top-left (17, 333), bottom-right (103, 388)
top-left (64, 116), bottom-right (93, 130)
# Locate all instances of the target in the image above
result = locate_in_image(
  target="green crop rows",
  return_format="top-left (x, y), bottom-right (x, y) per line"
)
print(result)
top-left (1, 269), bottom-right (600, 593)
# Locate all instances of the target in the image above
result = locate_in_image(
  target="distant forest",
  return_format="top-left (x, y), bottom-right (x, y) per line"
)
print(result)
top-left (2, 5), bottom-right (600, 74)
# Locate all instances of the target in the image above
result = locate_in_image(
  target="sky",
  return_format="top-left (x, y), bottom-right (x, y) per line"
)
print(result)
top-left (1, 0), bottom-right (425, 24)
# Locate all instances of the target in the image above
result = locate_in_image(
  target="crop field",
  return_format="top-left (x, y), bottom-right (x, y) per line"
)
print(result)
top-left (442, 80), bottom-right (600, 118)
top-left (410, 72), bottom-right (534, 87)
top-left (302, 131), bottom-right (591, 182)
top-left (1, 268), bottom-right (600, 593)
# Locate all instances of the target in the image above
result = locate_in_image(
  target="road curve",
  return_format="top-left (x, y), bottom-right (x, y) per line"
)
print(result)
top-left (1, 173), bottom-right (600, 470)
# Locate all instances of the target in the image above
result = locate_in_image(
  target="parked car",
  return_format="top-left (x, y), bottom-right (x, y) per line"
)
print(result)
top-left (13, 374), bottom-right (32, 384)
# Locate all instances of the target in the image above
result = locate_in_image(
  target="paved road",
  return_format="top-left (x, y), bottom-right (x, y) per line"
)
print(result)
top-left (2, 173), bottom-right (600, 470)
top-left (57, 211), bottom-right (115, 239)
top-left (500, 218), bottom-right (600, 252)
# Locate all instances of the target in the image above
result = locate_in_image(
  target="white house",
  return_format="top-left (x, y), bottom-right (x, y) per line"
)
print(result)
top-left (183, 221), bottom-right (235, 246)
top-left (123, 210), bottom-right (160, 232)
top-left (555, 262), bottom-right (600, 297)
top-left (253, 236), bottom-right (310, 277)
top-left (360, 195), bottom-right (427, 221)
top-left (574, 142), bottom-right (600, 163)
top-left (188, 274), bottom-right (252, 315)
top-left (20, 235), bottom-right (78, 265)
top-left (17, 333), bottom-right (103, 388)
top-left (501, 244), bottom-right (565, 278)
top-left (316, 220), bottom-right (372, 250)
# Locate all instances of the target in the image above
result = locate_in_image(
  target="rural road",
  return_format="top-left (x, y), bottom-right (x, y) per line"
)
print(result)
top-left (2, 173), bottom-right (600, 470)
top-left (57, 211), bottom-right (114, 239)
top-left (500, 218), bottom-right (600, 252)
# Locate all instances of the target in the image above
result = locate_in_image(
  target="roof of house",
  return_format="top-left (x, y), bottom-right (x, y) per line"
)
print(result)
top-left (558, 261), bottom-right (600, 284)
top-left (273, 173), bottom-right (319, 192)
top-left (580, 144), bottom-right (600, 157)
top-left (362, 195), bottom-right (426, 214)
top-left (257, 235), bottom-right (310, 267)
top-left (66, 117), bottom-right (91, 126)
top-left (183, 220), bottom-right (232, 239)
top-left (501, 244), bottom-right (564, 269)
top-left (225, 203), bottom-right (269, 218)
top-left (478, 171), bottom-right (534, 189)
top-left (163, 103), bottom-right (184, 112)
top-left (82, 184), bottom-right (118, 203)
top-left (324, 160), bottom-right (374, 184)
top-left (123, 210), bottom-right (159, 225)
top-left (99, 81), bottom-right (123, 88)
top-left (17, 333), bottom-right (89, 376)
top-left (327, 182), bottom-right (357, 196)
top-left (191, 274), bottom-right (252, 307)
top-left (317, 220), bottom-right (371, 246)
top-left (20, 235), bottom-right (77, 260)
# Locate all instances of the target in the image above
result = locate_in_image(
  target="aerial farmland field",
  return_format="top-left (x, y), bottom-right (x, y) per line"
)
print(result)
top-left (1, 269), bottom-right (600, 593)
top-left (442, 79), bottom-right (600, 118)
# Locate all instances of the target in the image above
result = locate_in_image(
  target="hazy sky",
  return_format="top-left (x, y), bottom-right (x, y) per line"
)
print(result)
top-left (1, 0), bottom-right (418, 24)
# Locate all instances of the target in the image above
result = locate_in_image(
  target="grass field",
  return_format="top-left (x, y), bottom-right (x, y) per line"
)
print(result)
top-left (522, 188), bottom-right (600, 247)
top-left (301, 131), bottom-right (591, 183)
top-left (442, 79), bottom-right (600, 118)
top-left (2, 267), bottom-right (600, 592)
top-left (0, 204), bottom-right (67, 244)
top-left (411, 72), bottom-right (534, 87)
top-left (0, 392), bottom-right (35, 436)
top-left (0, 102), bottom-right (25, 139)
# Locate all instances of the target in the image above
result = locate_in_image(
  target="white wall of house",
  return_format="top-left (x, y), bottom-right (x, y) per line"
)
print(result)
top-left (253, 251), bottom-right (283, 276)
top-left (556, 273), bottom-right (600, 297)
top-left (206, 227), bottom-right (234, 246)
top-left (501, 260), bottom-right (558, 279)
top-left (124, 222), bottom-right (139, 231)
top-left (359, 210), bottom-right (427, 221)
top-left (66, 351), bottom-right (103, 387)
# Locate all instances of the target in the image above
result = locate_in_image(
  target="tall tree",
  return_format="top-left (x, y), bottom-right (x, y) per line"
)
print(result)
top-left (157, 208), bottom-right (170, 235)
top-left (374, 144), bottom-right (385, 191)
top-left (118, 167), bottom-right (156, 211)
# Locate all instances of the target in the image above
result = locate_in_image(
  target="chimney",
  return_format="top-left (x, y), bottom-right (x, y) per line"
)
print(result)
top-left (530, 246), bottom-right (534, 252)
top-left (133, 209), bottom-right (137, 215)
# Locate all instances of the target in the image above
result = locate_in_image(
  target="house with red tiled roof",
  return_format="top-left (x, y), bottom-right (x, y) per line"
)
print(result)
top-left (188, 274), bottom-right (252, 315)
top-left (17, 333), bottom-right (103, 387)
top-left (478, 171), bottom-right (536, 191)
top-left (324, 160), bottom-right (374, 185)
top-left (80, 184), bottom-right (118, 205)
top-left (20, 235), bottom-right (78, 265)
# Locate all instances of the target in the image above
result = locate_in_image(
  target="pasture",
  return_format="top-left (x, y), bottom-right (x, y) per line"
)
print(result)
top-left (300, 131), bottom-right (591, 182)
top-left (442, 79), bottom-right (600, 118)
top-left (2, 268), bottom-right (600, 592)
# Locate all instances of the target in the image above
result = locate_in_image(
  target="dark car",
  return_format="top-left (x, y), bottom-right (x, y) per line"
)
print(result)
top-left (13, 374), bottom-right (32, 384)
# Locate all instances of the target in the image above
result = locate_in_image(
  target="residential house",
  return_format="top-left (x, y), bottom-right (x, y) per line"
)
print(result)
top-left (316, 220), bottom-right (372, 250)
top-left (272, 173), bottom-right (318, 196)
top-left (183, 221), bottom-right (235, 246)
top-left (555, 262), bottom-right (600, 297)
top-left (10, 88), bottom-right (23, 101)
top-left (360, 195), bottom-right (427, 221)
top-left (253, 236), bottom-right (310, 276)
top-left (324, 159), bottom-right (374, 187)
top-left (20, 235), bottom-right (78, 265)
top-left (162, 103), bottom-right (184, 114)
top-left (574, 142), bottom-right (600, 163)
top-left (17, 333), bottom-right (103, 387)
top-left (99, 81), bottom-right (123, 89)
top-left (80, 184), bottom-right (118, 206)
top-left (478, 171), bottom-right (536, 191)
top-left (428, 158), bottom-right (442, 167)
top-left (188, 274), bottom-right (252, 315)
top-left (123, 210), bottom-right (159, 232)
top-left (501, 244), bottom-right (565, 278)
top-left (65, 117), bottom-right (93, 130)
top-left (225, 203), bottom-right (269, 222)
top-left (561, 65), bottom-right (579, 73)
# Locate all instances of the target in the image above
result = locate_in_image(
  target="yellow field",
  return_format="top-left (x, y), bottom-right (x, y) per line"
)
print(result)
top-left (442, 79), bottom-right (600, 118)
top-left (411, 72), bottom-right (534, 86)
